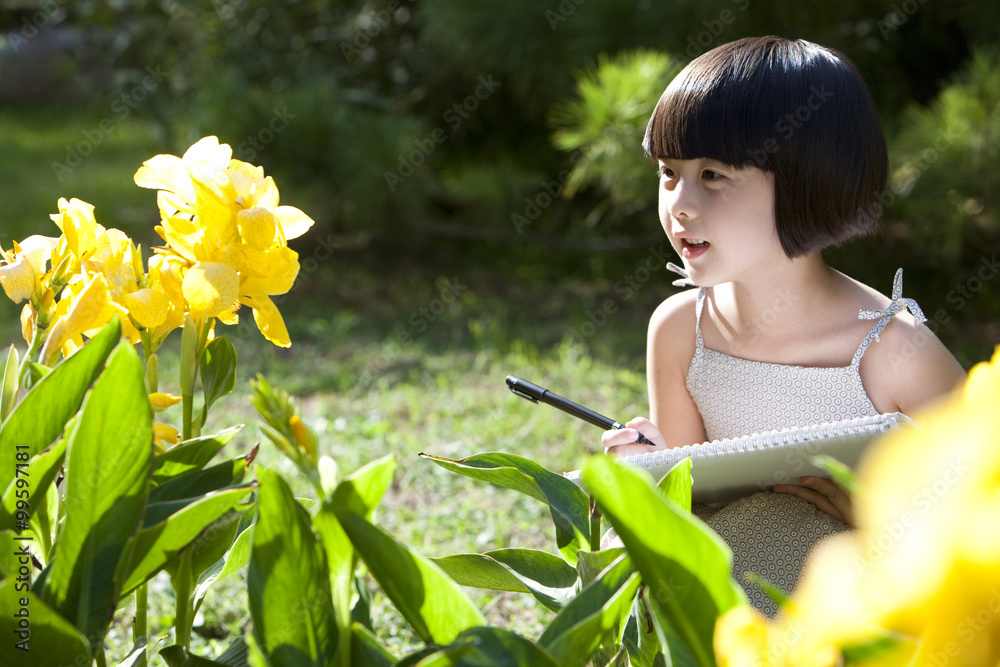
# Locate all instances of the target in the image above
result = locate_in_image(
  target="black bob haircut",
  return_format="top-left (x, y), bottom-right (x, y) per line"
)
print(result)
top-left (643, 36), bottom-right (887, 258)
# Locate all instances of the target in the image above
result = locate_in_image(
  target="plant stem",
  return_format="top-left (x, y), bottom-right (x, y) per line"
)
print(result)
top-left (94, 639), bottom-right (108, 667)
top-left (589, 496), bottom-right (601, 551)
top-left (174, 550), bottom-right (194, 650)
top-left (134, 582), bottom-right (148, 644)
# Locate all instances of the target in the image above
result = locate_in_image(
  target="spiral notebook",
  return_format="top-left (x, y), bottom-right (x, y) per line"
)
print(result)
top-left (566, 412), bottom-right (915, 504)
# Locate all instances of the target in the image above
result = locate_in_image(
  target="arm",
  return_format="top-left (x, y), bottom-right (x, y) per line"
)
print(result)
top-left (603, 291), bottom-right (708, 456)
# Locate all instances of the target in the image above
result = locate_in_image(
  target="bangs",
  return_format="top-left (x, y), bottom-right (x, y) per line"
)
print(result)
top-left (642, 37), bottom-right (833, 171)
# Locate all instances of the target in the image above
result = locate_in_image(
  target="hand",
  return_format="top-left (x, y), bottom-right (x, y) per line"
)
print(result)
top-left (601, 417), bottom-right (667, 458)
top-left (775, 476), bottom-right (854, 526)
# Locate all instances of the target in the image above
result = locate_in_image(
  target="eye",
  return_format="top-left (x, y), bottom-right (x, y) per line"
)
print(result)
top-left (657, 166), bottom-right (675, 179)
top-left (702, 169), bottom-right (724, 181)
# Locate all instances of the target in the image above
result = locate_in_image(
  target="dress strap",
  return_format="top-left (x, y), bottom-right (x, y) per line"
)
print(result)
top-left (665, 263), bottom-right (705, 353)
top-left (852, 268), bottom-right (927, 367)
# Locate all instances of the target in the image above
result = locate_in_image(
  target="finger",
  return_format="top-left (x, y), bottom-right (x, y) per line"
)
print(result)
top-left (606, 442), bottom-right (655, 458)
top-left (799, 476), bottom-right (855, 526)
top-left (601, 428), bottom-right (640, 448)
top-left (774, 484), bottom-right (847, 524)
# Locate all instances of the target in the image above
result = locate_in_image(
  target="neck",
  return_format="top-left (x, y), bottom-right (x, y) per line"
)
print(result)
top-left (711, 253), bottom-right (835, 336)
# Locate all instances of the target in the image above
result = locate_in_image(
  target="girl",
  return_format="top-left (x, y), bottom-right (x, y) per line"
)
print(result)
top-left (601, 36), bottom-right (967, 616)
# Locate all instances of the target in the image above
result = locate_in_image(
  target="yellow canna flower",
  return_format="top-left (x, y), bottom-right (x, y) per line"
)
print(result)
top-left (153, 422), bottom-right (179, 452)
top-left (849, 346), bottom-right (1000, 666)
top-left (289, 414), bottom-right (318, 463)
top-left (40, 273), bottom-right (120, 364)
top-left (134, 136), bottom-right (314, 347)
top-left (50, 197), bottom-right (105, 262)
top-left (149, 392), bottom-right (182, 411)
top-left (0, 235), bottom-right (58, 303)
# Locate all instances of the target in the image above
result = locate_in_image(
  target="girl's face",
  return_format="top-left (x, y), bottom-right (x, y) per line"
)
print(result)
top-left (656, 158), bottom-right (783, 286)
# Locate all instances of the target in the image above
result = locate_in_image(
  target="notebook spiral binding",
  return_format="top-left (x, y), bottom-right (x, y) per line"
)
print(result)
top-left (617, 412), bottom-right (913, 471)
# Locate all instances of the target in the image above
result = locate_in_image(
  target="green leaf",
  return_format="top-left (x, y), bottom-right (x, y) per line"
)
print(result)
top-left (538, 554), bottom-right (640, 667)
top-left (406, 627), bottom-right (560, 667)
top-left (0, 343), bottom-right (18, 422)
top-left (433, 548), bottom-right (577, 611)
top-left (0, 581), bottom-right (93, 667)
top-left (333, 493), bottom-right (485, 645)
top-left (193, 513), bottom-right (256, 613)
top-left (656, 457), bottom-right (692, 513)
top-left (116, 639), bottom-right (149, 666)
top-left (621, 593), bottom-right (663, 667)
top-left (583, 456), bottom-right (747, 667)
top-left (0, 437), bottom-right (67, 529)
top-left (350, 622), bottom-right (397, 667)
top-left (199, 335), bottom-right (237, 428)
top-left (119, 483), bottom-right (255, 597)
top-left (248, 468), bottom-right (338, 665)
top-left (0, 317), bottom-right (119, 495)
top-left (160, 644), bottom-right (230, 666)
top-left (576, 547), bottom-right (626, 587)
top-left (152, 425), bottom-right (244, 484)
top-left (331, 454), bottom-right (395, 519)
top-left (38, 342), bottom-right (153, 644)
top-left (149, 456), bottom-right (250, 506)
top-left (811, 454), bottom-right (862, 495)
top-left (420, 452), bottom-right (590, 564)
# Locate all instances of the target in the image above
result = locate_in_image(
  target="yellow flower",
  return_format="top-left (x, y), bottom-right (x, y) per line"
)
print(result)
top-left (289, 414), bottom-right (318, 463)
top-left (849, 346), bottom-right (1000, 665)
top-left (40, 273), bottom-right (120, 364)
top-left (0, 235), bottom-right (58, 303)
top-left (134, 136), bottom-right (314, 347)
top-left (50, 197), bottom-right (104, 262)
top-left (149, 392), bottom-right (182, 412)
top-left (153, 422), bottom-right (179, 452)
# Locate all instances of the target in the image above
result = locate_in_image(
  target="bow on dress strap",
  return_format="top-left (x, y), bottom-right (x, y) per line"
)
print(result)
top-left (665, 262), bottom-right (696, 287)
top-left (857, 268), bottom-right (927, 341)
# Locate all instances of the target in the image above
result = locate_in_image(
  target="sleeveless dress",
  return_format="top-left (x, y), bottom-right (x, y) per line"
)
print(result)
top-left (674, 266), bottom-right (926, 617)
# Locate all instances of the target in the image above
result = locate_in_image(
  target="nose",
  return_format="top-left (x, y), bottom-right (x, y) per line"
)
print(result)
top-left (660, 176), bottom-right (697, 221)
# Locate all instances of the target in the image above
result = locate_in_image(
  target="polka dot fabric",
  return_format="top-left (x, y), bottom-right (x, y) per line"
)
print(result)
top-left (682, 275), bottom-right (918, 617)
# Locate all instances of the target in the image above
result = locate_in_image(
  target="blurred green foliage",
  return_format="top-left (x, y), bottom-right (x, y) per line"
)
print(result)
top-left (0, 0), bottom-right (997, 360)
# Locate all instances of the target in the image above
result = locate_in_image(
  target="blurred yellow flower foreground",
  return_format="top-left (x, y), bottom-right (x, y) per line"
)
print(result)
top-left (0, 136), bottom-right (313, 365)
top-left (715, 346), bottom-right (1000, 667)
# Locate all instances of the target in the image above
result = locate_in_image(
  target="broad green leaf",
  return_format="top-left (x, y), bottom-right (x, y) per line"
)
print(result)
top-left (433, 548), bottom-right (577, 611)
top-left (199, 335), bottom-right (237, 428)
top-left (331, 454), bottom-right (395, 518)
top-left (350, 622), bottom-right (397, 667)
top-left (622, 593), bottom-right (663, 667)
top-left (0, 530), bottom-right (24, 579)
top-left (420, 452), bottom-right (590, 564)
top-left (333, 498), bottom-right (485, 645)
top-left (216, 636), bottom-right (251, 667)
top-left (0, 437), bottom-right (66, 529)
top-left (657, 457), bottom-right (693, 512)
top-left (314, 454), bottom-right (397, 666)
top-left (1, 343), bottom-right (17, 422)
top-left (0, 317), bottom-right (119, 495)
top-left (576, 547), bottom-right (626, 587)
top-left (407, 627), bottom-right (560, 667)
top-left (583, 456), bottom-right (746, 667)
top-left (149, 455), bottom-right (251, 506)
top-left (160, 644), bottom-right (230, 666)
top-left (248, 468), bottom-right (338, 665)
top-left (119, 483), bottom-right (255, 596)
top-left (193, 513), bottom-right (256, 613)
top-left (538, 554), bottom-right (641, 667)
top-left (39, 342), bottom-right (153, 643)
top-left (0, 581), bottom-right (93, 667)
top-left (152, 425), bottom-right (244, 484)
top-left (116, 640), bottom-right (149, 666)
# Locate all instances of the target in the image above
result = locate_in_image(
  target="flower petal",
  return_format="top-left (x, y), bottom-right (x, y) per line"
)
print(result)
top-left (0, 256), bottom-right (36, 303)
top-left (243, 294), bottom-right (290, 347)
top-left (123, 288), bottom-right (170, 328)
top-left (237, 207), bottom-right (278, 251)
top-left (182, 261), bottom-right (239, 317)
top-left (239, 246), bottom-right (299, 297)
top-left (276, 205), bottom-right (315, 240)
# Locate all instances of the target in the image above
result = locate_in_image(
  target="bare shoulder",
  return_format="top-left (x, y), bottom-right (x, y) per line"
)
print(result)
top-left (859, 305), bottom-right (968, 415)
top-left (648, 289), bottom-right (699, 350)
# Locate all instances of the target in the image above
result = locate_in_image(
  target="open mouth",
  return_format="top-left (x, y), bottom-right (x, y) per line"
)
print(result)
top-left (681, 238), bottom-right (710, 258)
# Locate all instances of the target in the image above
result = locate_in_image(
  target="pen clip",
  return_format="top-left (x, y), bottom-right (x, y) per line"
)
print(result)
top-left (506, 375), bottom-right (540, 403)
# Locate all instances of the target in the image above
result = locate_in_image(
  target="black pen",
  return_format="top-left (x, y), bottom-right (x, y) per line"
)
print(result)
top-left (505, 375), bottom-right (655, 445)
